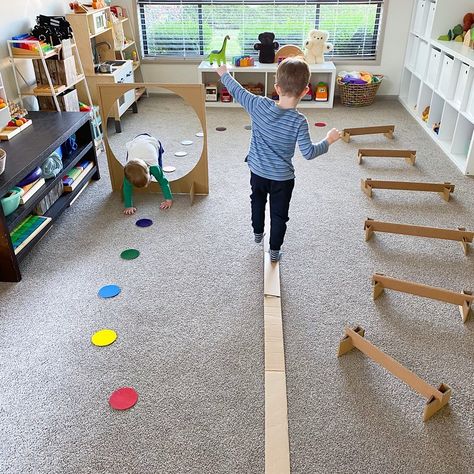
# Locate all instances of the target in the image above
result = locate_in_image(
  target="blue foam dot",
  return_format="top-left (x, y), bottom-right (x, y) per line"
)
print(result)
top-left (98, 284), bottom-right (121, 299)
top-left (136, 218), bottom-right (153, 228)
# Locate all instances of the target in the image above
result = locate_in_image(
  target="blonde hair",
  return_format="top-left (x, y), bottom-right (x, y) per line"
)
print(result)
top-left (124, 160), bottom-right (150, 188)
top-left (275, 57), bottom-right (310, 98)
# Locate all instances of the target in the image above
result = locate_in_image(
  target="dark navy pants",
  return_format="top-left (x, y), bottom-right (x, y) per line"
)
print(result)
top-left (250, 172), bottom-right (295, 251)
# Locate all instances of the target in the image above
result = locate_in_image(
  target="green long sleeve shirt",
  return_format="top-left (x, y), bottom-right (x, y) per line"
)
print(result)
top-left (123, 165), bottom-right (173, 208)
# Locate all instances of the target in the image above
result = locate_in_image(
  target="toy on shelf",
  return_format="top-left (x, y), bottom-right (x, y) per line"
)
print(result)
top-left (232, 56), bottom-right (255, 67)
top-left (243, 83), bottom-right (264, 96)
top-left (439, 12), bottom-right (474, 43)
top-left (464, 28), bottom-right (474, 48)
top-left (220, 88), bottom-right (232, 103)
top-left (79, 101), bottom-right (91, 112)
top-left (0, 98), bottom-right (7, 110)
top-left (304, 30), bottom-right (333, 64)
top-left (69, 2), bottom-right (88, 13)
top-left (315, 82), bottom-right (328, 102)
top-left (302, 84), bottom-right (313, 101)
top-left (270, 89), bottom-right (279, 101)
top-left (422, 106), bottom-right (430, 122)
top-left (274, 45), bottom-right (304, 64)
top-left (9, 215), bottom-right (52, 255)
top-left (433, 122), bottom-right (440, 135)
top-left (254, 32), bottom-right (279, 64)
top-left (0, 101), bottom-right (32, 141)
top-left (11, 34), bottom-right (55, 56)
top-left (205, 84), bottom-right (218, 102)
top-left (208, 35), bottom-right (230, 66)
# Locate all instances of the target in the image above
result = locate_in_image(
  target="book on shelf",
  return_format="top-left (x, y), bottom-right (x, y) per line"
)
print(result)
top-left (63, 161), bottom-right (93, 192)
top-left (10, 215), bottom-right (52, 255)
top-left (20, 178), bottom-right (46, 204)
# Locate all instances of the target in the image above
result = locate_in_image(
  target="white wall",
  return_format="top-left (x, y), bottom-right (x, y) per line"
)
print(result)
top-left (0, 0), bottom-right (413, 99)
top-left (0, 1), bottom-right (70, 102)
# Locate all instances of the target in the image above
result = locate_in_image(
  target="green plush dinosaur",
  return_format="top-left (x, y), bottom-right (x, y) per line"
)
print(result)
top-left (208, 35), bottom-right (230, 66)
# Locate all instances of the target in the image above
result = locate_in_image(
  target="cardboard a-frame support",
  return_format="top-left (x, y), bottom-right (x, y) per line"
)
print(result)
top-left (337, 326), bottom-right (452, 421)
top-left (364, 218), bottom-right (473, 255)
top-left (372, 273), bottom-right (474, 323)
top-left (341, 125), bottom-right (395, 143)
top-left (97, 83), bottom-right (209, 205)
top-left (361, 178), bottom-right (455, 201)
top-left (357, 149), bottom-right (416, 165)
top-left (263, 206), bottom-right (290, 474)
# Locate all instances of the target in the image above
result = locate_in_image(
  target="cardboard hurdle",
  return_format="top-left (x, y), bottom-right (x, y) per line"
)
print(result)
top-left (372, 273), bottom-right (473, 323)
top-left (358, 149), bottom-right (416, 165)
top-left (337, 326), bottom-right (452, 421)
top-left (361, 178), bottom-right (455, 201)
top-left (364, 218), bottom-right (473, 255)
top-left (342, 125), bottom-right (395, 143)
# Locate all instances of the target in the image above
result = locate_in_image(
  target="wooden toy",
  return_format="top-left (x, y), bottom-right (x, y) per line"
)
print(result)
top-left (342, 125), bottom-right (395, 143)
top-left (263, 208), bottom-right (289, 473)
top-left (372, 273), bottom-right (473, 323)
top-left (10, 215), bottom-right (52, 255)
top-left (338, 326), bottom-right (452, 422)
top-left (364, 218), bottom-right (473, 255)
top-left (208, 35), bottom-right (230, 66)
top-left (97, 82), bottom-right (209, 205)
top-left (232, 56), bottom-right (255, 67)
top-left (205, 84), bottom-right (217, 102)
top-left (274, 45), bottom-right (304, 63)
top-left (360, 178), bottom-right (455, 201)
top-left (358, 148), bottom-right (416, 165)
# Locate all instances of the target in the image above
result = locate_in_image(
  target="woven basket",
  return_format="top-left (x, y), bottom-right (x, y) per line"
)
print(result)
top-left (337, 75), bottom-right (383, 107)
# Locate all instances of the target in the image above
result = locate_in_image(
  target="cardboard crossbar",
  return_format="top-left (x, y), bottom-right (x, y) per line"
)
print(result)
top-left (358, 149), bottom-right (416, 165)
top-left (372, 273), bottom-right (474, 322)
top-left (97, 83), bottom-right (209, 204)
top-left (364, 218), bottom-right (473, 255)
top-left (361, 178), bottom-right (455, 201)
top-left (263, 206), bottom-right (290, 473)
top-left (338, 326), bottom-right (452, 421)
top-left (342, 125), bottom-right (395, 143)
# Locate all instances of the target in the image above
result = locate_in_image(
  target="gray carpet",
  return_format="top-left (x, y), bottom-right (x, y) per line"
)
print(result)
top-left (1, 97), bottom-right (473, 474)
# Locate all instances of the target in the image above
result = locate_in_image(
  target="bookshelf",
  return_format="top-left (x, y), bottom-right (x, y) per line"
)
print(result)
top-left (399, 0), bottom-right (474, 175)
top-left (0, 112), bottom-right (100, 282)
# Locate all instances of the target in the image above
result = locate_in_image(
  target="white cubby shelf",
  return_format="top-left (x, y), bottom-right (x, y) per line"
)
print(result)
top-left (198, 61), bottom-right (336, 109)
top-left (399, 0), bottom-right (474, 175)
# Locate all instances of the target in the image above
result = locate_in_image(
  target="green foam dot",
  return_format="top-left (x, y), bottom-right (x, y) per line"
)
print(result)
top-left (120, 249), bottom-right (140, 260)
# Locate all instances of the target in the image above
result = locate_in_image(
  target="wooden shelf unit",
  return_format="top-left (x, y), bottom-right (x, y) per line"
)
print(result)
top-left (400, 0), bottom-right (474, 175)
top-left (198, 61), bottom-right (336, 108)
top-left (0, 111), bottom-right (100, 282)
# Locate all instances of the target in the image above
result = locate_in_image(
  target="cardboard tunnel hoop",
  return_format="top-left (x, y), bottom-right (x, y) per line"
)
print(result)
top-left (97, 83), bottom-right (209, 204)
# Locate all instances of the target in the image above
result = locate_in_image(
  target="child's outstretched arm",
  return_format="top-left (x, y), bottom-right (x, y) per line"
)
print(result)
top-left (150, 165), bottom-right (173, 209)
top-left (123, 177), bottom-right (136, 215)
top-left (297, 119), bottom-right (340, 160)
top-left (216, 65), bottom-right (261, 114)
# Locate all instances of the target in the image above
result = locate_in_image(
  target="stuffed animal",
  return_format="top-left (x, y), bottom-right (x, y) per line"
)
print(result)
top-left (254, 32), bottom-right (279, 64)
top-left (304, 30), bottom-right (333, 64)
top-left (464, 13), bottom-right (474, 31)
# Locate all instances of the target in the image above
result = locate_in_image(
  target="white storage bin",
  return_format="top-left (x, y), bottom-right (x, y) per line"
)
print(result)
top-left (409, 37), bottom-right (420, 69)
top-left (451, 115), bottom-right (474, 159)
top-left (416, 41), bottom-right (429, 77)
top-left (426, 48), bottom-right (442, 87)
top-left (467, 84), bottom-right (474, 119)
top-left (425, 1), bottom-right (437, 39)
top-left (453, 63), bottom-right (470, 108)
top-left (438, 55), bottom-right (460, 99)
top-left (400, 68), bottom-right (412, 101)
top-left (408, 75), bottom-right (421, 109)
top-left (438, 103), bottom-right (458, 144)
top-left (413, 1), bottom-right (429, 36)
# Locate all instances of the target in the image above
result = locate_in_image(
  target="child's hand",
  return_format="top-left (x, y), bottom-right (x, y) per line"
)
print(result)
top-left (326, 128), bottom-right (341, 145)
top-left (124, 207), bottom-right (136, 215)
top-left (160, 200), bottom-right (173, 210)
top-left (216, 64), bottom-right (228, 77)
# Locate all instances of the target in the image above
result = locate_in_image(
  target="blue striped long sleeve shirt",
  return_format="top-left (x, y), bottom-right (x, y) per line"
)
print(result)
top-left (221, 72), bottom-right (329, 181)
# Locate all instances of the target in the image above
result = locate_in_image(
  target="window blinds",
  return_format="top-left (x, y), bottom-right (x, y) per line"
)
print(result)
top-left (138, 0), bottom-right (384, 60)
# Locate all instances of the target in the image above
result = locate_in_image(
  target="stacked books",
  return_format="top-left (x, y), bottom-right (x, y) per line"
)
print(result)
top-left (62, 160), bottom-right (93, 192)
top-left (20, 178), bottom-right (46, 205)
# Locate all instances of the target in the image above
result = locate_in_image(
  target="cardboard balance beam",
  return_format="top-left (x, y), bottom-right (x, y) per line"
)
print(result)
top-left (263, 206), bottom-right (290, 474)
top-left (372, 273), bottom-right (474, 323)
top-left (337, 326), bottom-right (452, 421)
top-left (358, 149), bottom-right (416, 165)
top-left (361, 178), bottom-right (455, 201)
top-left (342, 125), bottom-right (395, 143)
top-left (364, 218), bottom-right (473, 255)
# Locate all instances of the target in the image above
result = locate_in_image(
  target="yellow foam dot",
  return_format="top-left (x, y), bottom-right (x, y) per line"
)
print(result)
top-left (91, 329), bottom-right (117, 347)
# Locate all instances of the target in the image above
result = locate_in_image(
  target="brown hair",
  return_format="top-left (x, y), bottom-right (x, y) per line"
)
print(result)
top-left (275, 57), bottom-right (310, 97)
top-left (124, 160), bottom-right (150, 188)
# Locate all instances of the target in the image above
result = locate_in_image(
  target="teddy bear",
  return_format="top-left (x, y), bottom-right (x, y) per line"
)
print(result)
top-left (304, 30), bottom-right (333, 64)
top-left (254, 32), bottom-right (279, 64)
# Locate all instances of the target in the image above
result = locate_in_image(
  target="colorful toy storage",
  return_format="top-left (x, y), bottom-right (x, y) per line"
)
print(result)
top-left (400, 0), bottom-right (474, 175)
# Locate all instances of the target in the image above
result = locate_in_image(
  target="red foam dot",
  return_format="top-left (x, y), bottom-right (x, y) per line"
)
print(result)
top-left (109, 387), bottom-right (138, 410)
top-left (314, 122), bottom-right (327, 127)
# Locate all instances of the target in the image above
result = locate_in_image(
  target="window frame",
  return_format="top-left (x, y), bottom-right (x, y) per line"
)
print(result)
top-left (135, 0), bottom-right (389, 66)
